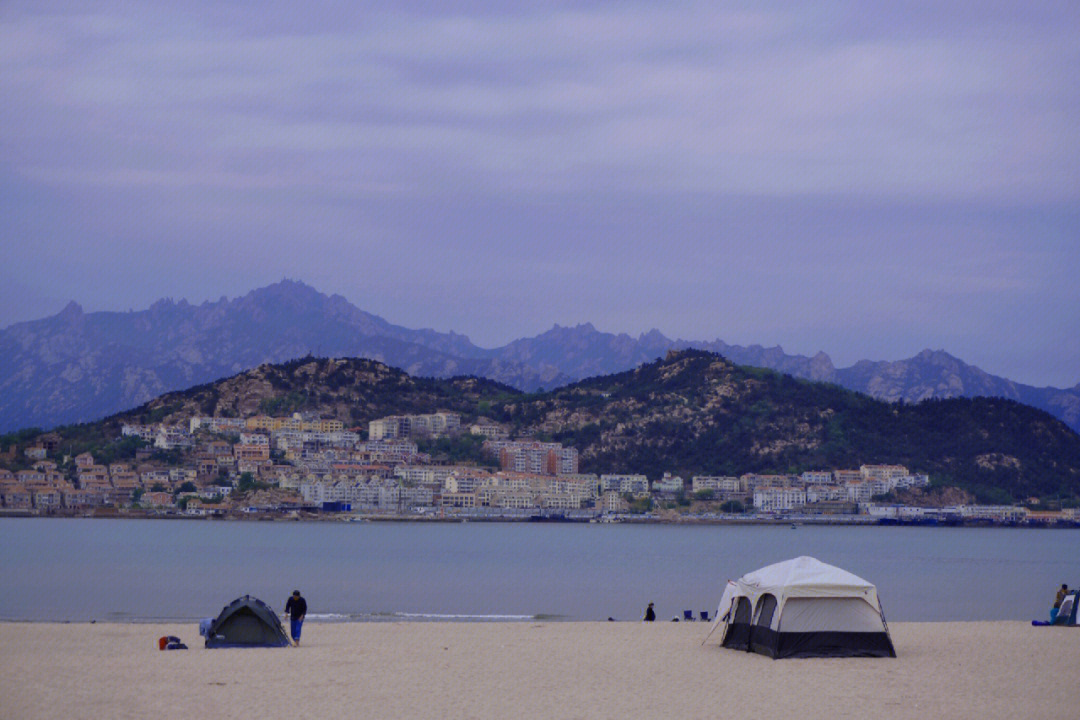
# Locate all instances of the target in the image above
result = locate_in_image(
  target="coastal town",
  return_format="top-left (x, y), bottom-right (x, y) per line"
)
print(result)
top-left (1, 410), bottom-right (1075, 526)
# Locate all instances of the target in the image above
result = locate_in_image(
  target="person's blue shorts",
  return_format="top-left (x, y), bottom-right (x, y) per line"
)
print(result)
top-left (290, 618), bottom-right (303, 642)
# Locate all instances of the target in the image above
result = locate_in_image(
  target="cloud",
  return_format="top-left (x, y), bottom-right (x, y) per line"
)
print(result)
top-left (1, 2), bottom-right (1078, 386)
top-left (2, 2), bottom-right (1077, 200)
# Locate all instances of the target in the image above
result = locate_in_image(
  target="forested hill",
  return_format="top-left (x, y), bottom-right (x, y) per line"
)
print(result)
top-left (486, 350), bottom-right (1080, 504)
top-left (15, 350), bottom-right (1080, 505)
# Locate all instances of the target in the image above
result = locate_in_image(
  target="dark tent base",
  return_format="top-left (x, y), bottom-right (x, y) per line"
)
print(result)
top-left (723, 625), bottom-right (895, 659)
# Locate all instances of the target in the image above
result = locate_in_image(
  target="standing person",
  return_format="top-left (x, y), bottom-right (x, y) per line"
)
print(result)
top-left (1052, 584), bottom-right (1068, 623)
top-left (643, 602), bottom-right (656, 622)
top-left (285, 590), bottom-right (307, 646)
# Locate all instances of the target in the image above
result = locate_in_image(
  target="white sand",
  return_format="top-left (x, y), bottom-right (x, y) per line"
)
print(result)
top-left (1, 621), bottom-right (1077, 720)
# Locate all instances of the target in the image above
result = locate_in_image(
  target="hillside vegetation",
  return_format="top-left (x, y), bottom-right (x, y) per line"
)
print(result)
top-left (7, 350), bottom-right (1078, 505)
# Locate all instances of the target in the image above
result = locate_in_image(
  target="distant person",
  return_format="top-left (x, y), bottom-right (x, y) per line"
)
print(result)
top-left (643, 602), bottom-right (656, 622)
top-left (285, 590), bottom-right (307, 646)
top-left (1052, 584), bottom-right (1068, 623)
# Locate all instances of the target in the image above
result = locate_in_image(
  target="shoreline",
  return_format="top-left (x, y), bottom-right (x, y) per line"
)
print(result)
top-left (2, 620), bottom-right (1076, 719)
top-left (4, 507), bottom-right (1076, 528)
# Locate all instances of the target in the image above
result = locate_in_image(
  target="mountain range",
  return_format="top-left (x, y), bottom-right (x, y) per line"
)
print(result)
top-left (2, 279), bottom-right (1077, 433)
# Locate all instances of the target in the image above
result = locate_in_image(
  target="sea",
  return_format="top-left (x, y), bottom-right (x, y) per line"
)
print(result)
top-left (1, 517), bottom-right (1076, 623)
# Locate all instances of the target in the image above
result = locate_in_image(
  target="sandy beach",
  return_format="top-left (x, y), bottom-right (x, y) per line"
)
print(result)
top-left (2, 620), bottom-right (1077, 720)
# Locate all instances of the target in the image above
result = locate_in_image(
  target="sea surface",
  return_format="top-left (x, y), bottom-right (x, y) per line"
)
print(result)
top-left (1, 518), bottom-right (1076, 623)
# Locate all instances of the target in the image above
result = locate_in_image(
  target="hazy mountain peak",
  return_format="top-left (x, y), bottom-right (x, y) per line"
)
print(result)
top-left (639, 328), bottom-right (670, 344)
top-left (915, 348), bottom-right (958, 362)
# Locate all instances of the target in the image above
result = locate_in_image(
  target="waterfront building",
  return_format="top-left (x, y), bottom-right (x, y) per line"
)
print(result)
top-left (958, 505), bottom-right (1027, 522)
top-left (601, 491), bottom-right (630, 513)
top-left (1, 486), bottom-right (33, 509)
top-left (752, 487), bottom-right (807, 512)
top-left (652, 473), bottom-right (684, 494)
top-left (61, 488), bottom-right (103, 509)
top-left (600, 474), bottom-right (649, 497)
top-left (806, 485), bottom-right (845, 503)
top-left (692, 476), bottom-right (741, 494)
top-left (845, 481), bottom-right (875, 504)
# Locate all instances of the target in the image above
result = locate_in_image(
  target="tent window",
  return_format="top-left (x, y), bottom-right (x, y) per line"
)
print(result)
top-left (754, 594), bottom-right (777, 628)
top-left (732, 597), bottom-right (751, 624)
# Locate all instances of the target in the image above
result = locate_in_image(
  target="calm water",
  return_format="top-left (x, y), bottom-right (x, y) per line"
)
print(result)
top-left (1, 518), bottom-right (1076, 623)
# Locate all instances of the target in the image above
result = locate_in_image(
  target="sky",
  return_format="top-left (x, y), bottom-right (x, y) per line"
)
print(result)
top-left (2, 1), bottom-right (1078, 387)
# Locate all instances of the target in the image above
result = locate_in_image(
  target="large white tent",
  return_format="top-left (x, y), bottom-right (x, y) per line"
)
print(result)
top-left (705, 556), bottom-right (896, 659)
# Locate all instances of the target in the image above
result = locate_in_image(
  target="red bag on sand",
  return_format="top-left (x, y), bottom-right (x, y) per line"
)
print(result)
top-left (158, 635), bottom-right (182, 650)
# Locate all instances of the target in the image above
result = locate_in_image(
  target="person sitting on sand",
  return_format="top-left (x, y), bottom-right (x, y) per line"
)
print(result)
top-left (1052, 583), bottom-right (1068, 623)
top-left (285, 590), bottom-right (307, 646)
top-left (643, 602), bottom-right (655, 622)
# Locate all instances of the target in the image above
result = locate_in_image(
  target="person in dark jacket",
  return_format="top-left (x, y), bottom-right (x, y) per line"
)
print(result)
top-left (643, 602), bottom-right (656, 622)
top-left (285, 590), bottom-right (307, 646)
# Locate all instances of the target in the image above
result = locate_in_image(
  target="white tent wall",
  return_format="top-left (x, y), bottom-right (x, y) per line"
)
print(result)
top-left (1056, 592), bottom-right (1078, 625)
top-left (777, 598), bottom-right (885, 633)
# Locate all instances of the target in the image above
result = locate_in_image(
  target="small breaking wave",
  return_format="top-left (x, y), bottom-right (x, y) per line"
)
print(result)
top-left (392, 612), bottom-right (535, 621)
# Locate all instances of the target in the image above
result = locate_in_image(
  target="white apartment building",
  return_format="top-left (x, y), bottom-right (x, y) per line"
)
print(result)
top-left (470, 423), bottom-right (508, 440)
top-left (652, 473), bottom-right (684, 493)
top-left (189, 417), bottom-right (247, 434)
top-left (845, 481), bottom-right (875, 504)
top-left (121, 424), bottom-right (157, 441)
top-left (834, 469), bottom-right (862, 485)
top-left (958, 505), bottom-right (1027, 522)
top-left (895, 474), bottom-right (931, 489)
top-left (155, 427), bottom-right (194, 450)
top-left (369, 412), bottom-right (461, 440)
top-left (395, 465), bottom-right (459, 488)
top-left (753, 487), bottom-right (807, 512)
top-left (492, 441), bottom-right (579, 476)
top-left (368, 416), bottom-right (407, 440)
top-left (444, 473), bottom-right (487, 494)
top-left (806, 485), bottom-right (846, 503)
top-left (169, 468), bottom-right (197, 484)
top-left (692, 476), bottom-right (742, 494)
top-left (860, 464), bottom-right (910, 482)
top-left (800, 471), bottom-right (835, 486)
top-left (601, 491), bottom-right (629, 513)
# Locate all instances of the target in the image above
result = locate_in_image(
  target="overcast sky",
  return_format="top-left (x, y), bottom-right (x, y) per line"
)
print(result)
top-left (2, 1), bottom-right (1078, 387)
